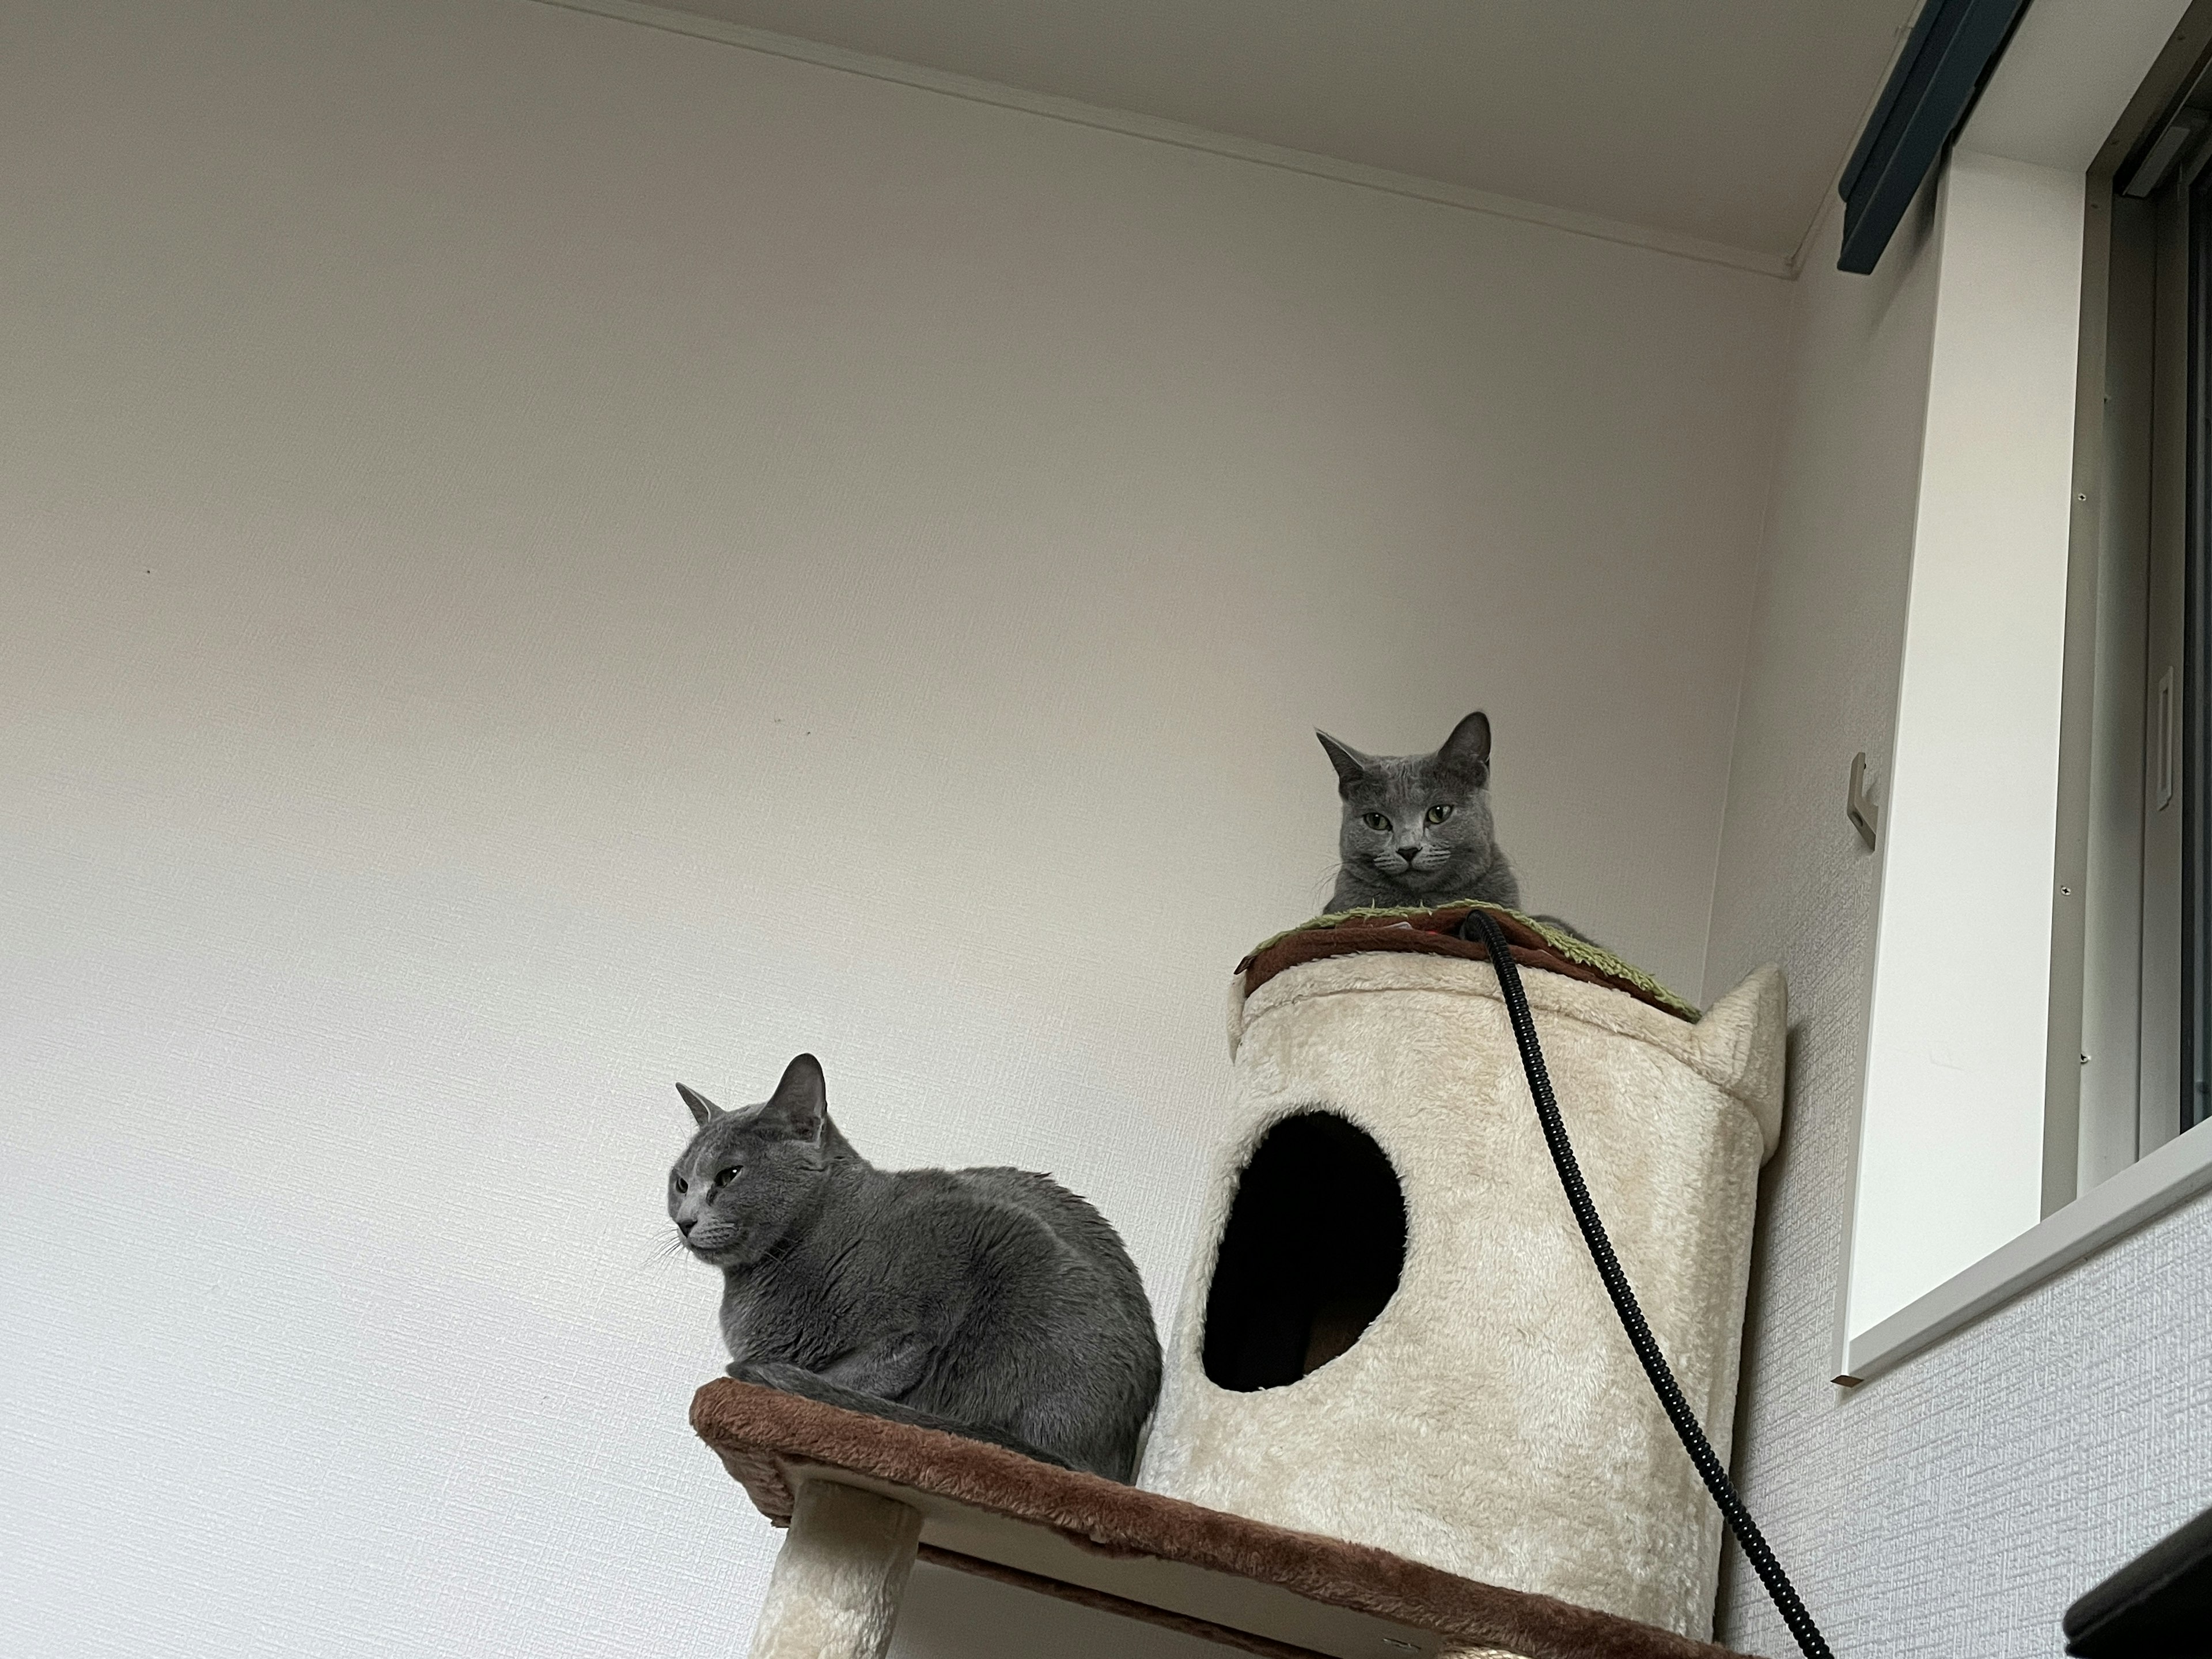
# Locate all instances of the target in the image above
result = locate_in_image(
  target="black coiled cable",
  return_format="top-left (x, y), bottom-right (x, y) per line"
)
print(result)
top-left (1462, 908), bottom-right (1834, 1659)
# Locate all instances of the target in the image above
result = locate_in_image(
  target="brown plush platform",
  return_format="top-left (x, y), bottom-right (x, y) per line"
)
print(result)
top-left (692, 1379), bottom-right (1755, 1659)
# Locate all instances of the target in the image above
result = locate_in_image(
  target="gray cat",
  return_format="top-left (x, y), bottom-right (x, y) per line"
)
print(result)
top-left (1320, 710), bottom-right (1591, 942)
top-left (668, 1053), bottom-right (1162, 1480)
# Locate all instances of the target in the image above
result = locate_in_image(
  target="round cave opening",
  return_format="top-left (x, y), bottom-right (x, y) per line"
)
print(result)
top-left (1200, 1111), bottom-right (1408, 1392)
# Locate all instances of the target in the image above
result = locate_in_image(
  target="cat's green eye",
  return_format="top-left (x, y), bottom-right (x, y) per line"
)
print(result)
top-left (714, 1166), bottom-right (741, 1190)
top-left (1425, 804), bottom-right (1455, 825)
top-left (673, 1175), bottom-right (688, 1194)
top-left (1362, 812), bottom-right (1391, 832)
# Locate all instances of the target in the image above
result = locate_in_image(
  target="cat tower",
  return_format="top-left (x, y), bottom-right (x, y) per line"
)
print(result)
top-left (1138, 906), bottom-right (1785, 1638)
top-left (688, 904), bottom-right (1783, 1659)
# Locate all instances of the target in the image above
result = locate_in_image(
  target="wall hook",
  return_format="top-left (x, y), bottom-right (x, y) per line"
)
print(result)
top-left (1847, 752), bottom-right (1879, 851)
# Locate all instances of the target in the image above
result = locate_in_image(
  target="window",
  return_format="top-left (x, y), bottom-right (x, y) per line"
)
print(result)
top-left (2059, 82), bottom-right (2212, 1206)
top-left (1834, 2), bottom-right (2212, 1385)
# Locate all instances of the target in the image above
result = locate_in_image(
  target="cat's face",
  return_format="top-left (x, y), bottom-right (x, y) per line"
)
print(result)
top-left (1321, 711), bottom-right (1499, 897)
top-left (668, 1054), bottom-right (836, 1268)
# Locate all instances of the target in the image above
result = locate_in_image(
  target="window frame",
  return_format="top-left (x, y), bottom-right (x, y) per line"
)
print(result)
top-left (2187, 153), bottom-right (2212, 1135)
top-left (2052, 96), bottom-right (2212, 1214)
top-left (1834, 0), bottom-right (2212, 1388)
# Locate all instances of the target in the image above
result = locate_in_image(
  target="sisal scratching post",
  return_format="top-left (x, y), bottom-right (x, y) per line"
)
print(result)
top-left (747, 1479), bottom-right (923, 1659)
top-left (1138, 933), bottom-right (1786, 1640)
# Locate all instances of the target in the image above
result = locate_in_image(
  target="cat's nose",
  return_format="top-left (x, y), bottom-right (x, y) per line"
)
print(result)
top-left (677, 1217), bottom-right (696, 1236)
top-left (1397, 844), bottom-right (1421, 861)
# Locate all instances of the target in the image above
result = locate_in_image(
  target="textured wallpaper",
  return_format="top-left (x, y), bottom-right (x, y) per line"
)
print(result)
top-left (1704, 194), bottom-right (2212, 1658)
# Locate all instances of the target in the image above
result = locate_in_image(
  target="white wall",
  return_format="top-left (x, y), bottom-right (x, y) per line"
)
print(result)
top-left (0, 2), bottom-right (1793, 1656)
top-left (1705, 190), bottom-right (2212, 1657)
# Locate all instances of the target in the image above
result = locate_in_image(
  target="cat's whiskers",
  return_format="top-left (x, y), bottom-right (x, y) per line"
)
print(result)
top-left (1309, 861), bottom-right (1346, 907)
top-left (639, 1227), bottom-right (696, 1270)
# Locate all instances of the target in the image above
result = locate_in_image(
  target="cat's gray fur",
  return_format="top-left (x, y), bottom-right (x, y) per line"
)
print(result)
top-left (1320, 711), bottom-right (1591, 942)
top-left (668, 1054), bottom-right (1162, 1480)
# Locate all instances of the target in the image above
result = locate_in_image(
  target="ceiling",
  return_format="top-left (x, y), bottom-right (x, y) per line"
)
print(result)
top-left (646, 0), bottom-right (1923, 264)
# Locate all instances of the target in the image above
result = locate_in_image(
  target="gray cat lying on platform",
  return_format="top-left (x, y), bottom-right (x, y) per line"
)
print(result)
top-left (1320, 710), bottom-right (1592, 943)
top-left (668, 1054), bottom-right (1161, 1480)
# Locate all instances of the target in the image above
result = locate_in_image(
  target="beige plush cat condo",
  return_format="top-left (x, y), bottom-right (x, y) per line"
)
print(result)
top-left (1138, 906), bottom-right (1786, 1639)
top-left (691, 904), bottom-right (1786, 1659)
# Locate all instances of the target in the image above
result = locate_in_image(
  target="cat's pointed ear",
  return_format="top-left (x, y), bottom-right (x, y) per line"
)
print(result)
top-left (676, 1082), bottom-right (725, 1127)
top-left (1317, 730), bottom-right (1376, 792)
top-left (763, 1052), bottom-right (828, 1143)
top-left (1435, 711), bottom-right (1492, 785)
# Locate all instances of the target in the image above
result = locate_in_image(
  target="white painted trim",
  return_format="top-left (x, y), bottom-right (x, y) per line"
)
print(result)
top-left (525, 0), bottom-right (1794, 280)
top-left (1959, 0), bottom-right (2195, 174)
top-left (1843, 149), bottom-right (2086, 1344)
top-left (1839, 1116), bottom-right (2212, 1384)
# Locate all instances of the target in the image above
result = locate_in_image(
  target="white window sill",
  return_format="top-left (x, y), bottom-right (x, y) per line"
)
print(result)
top-left (1837, 1116), bottom-right (2212, 1385)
